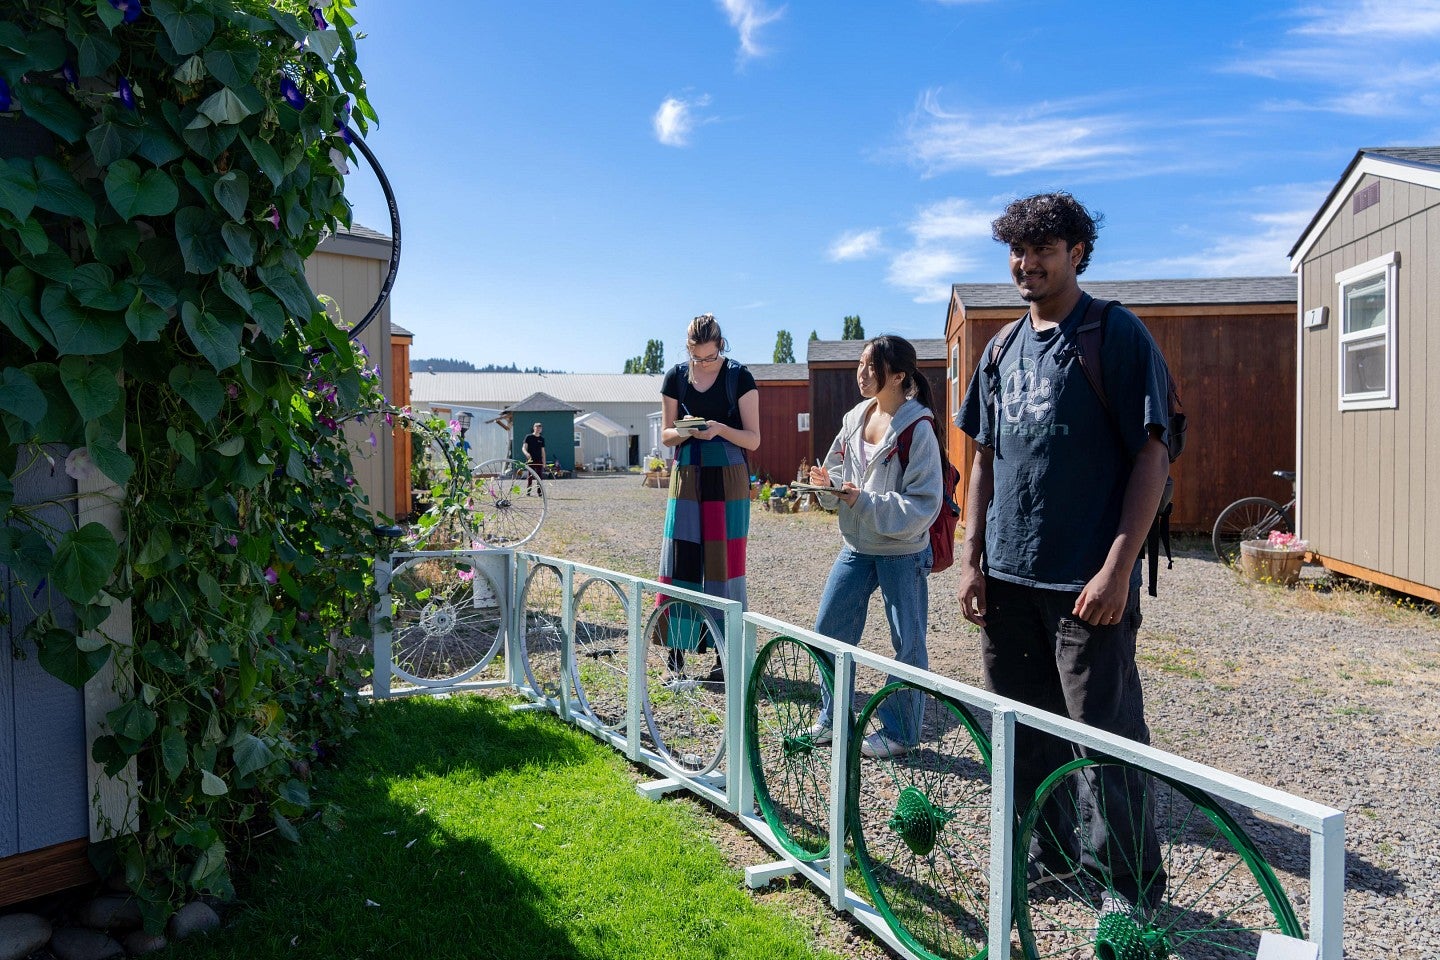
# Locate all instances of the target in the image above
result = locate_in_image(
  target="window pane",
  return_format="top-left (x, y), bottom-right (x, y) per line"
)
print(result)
top-left (1343, 274), bottom-right (1386, 333)
top-left (1342, 338), bottom-right (1387, 395)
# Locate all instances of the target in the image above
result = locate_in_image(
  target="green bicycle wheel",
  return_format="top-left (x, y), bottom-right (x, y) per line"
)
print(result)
top-left (848, 682), bottom-right (994, 960)
top-left (1015, 756), bottom-right (1303, 959)
top-left (745, 636), bottom-right (835, 861)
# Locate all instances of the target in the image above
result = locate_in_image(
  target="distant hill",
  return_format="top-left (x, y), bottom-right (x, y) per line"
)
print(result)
top-left (410, 358), bottom-right (568, 374)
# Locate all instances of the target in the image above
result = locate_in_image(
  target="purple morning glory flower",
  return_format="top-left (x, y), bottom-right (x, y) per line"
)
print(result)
top-left (279, 74), bottom-right (305, 111)
top-left (337, 123), bottom-right (353, 144)
top-left (62, 61), bottom-right (78, 86)
top-left (108, 0), bottom-right (143, 23)
top-left (117, 76), bottom-right (135, 110)
top-left (0, 77), bottom-right (9, 112)
top-left (265, 206), bottom-right (280, 229)
top-left (264, 566), bottom-right (278, 585)
top-left (310, 5), bottom-right (328, 30)
top-left (225, 534), bottom-right (238, 548)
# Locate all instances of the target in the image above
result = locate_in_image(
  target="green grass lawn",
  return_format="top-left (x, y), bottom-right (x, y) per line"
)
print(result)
top-left (165, 695), bottom-right (842, 960)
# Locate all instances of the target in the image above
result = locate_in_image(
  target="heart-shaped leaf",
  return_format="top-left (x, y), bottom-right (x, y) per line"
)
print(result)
top-left (13, 85), bottom-right (87, 143)
top-left (0, 367), bottom-right (47, 424)
top-left (0, 158), bottom-right (38, 220)
top-left (87, 121), bottom-right (143, 167)
top-left (213, 170), bottom-right (250, 221)
top-left (104, 159), bottom-right (180, 221)
top-left (59, 355), bottom-right (121, 420)
top-left (52, 521), bottom-right (120, 603)
top-left (233, 734), bottom-right (274, 777)
top-left (181, 300), bottom-right (241, 371)
top-left (220, 222), bottom-right (255, 267)
top-left (175, 206), bottom-right (228, 274)
top-left (152, 0), bottom-right (215, 56)
top-left (125, 293), bottom-right (169, 341)
top-left (40, 284), bottom-right (129, 355)
top-left (33, 156), bottom-right (95, 220)
top-left (203, 39), bottom-right (260, 89)
top-left (37, 627), bottom-right (112, 689)
top-left (195, 87), bottom-right (255, 127)
top-left (75, 26), bottom-right (120, 75)
top-left (168, 363), bottom-right (224, 421)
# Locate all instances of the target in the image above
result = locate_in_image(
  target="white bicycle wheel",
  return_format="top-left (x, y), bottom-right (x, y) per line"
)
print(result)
top-left (570, 576), bottom-right (631, 731)
top-left (468, 457), bottom-right (547, 547)
top-left (642, 598), bottom-right (727, 778)
top-left (519, 561), bottom-right (565, 700)
top-left (388, 554), bottom-right (505, 685)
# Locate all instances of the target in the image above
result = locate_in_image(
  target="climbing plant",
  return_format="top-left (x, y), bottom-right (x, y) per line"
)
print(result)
top-left (0, 0), bottom-right (438, 927)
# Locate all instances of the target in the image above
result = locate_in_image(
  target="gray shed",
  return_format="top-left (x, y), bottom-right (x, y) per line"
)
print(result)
top-left (1289, 146), bottom-right (1440, 603)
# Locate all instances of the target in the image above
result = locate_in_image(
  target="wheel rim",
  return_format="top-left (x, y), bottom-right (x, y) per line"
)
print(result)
top-left (388, 555), bottom-right (504, 685)
top-left (1212, 498), bottom-right (1290, 565)
top-left (1015, 757), bottom-right (1303, 960)
top-left (848, 682), bottom-right (993, 960)
top-left (642, 598), bottom-right (726, 778)
top-left (570, 576), bottom-right (630, 731)
top-left (519, 562), bottom-right (565, 699)
top-left (469, 457), bottom-right (547, 547)
top-left (745, 636), bottom-right (834, 861)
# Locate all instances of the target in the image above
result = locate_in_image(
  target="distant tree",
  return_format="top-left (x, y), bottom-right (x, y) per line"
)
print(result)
top-left (622, 356), bottom-right (641, 374)
top-left (809, 330), bottom-right (818, 341)
top-left (842, 315), bottom-right (864, 340)
top-left (641, 338), bottom-right (665, 374)
top-left (773, 330), bottom-right (795, 363)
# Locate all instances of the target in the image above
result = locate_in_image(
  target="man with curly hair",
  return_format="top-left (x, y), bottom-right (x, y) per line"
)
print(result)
top-left (956, 192), bottom-right (1173, 913)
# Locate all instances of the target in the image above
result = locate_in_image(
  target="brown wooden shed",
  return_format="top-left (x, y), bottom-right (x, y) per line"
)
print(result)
top-left (747, 363), bottom-right (810, 483)
top-left (805, 339), bottom-right (950, 465)
top-left (1288, 146), bottom-right (1440, 603)
top-left (944, 277), bottom-right (1298, 533)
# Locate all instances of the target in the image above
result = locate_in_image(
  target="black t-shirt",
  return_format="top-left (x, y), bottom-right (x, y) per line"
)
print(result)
top-left (660, 359), bottom-right (757, 430)
top-left (522, 433), bottom-right (546, 461)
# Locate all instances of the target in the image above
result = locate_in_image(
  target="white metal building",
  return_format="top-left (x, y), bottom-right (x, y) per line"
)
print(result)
top-left (411, 372), bottom-right (663, 467)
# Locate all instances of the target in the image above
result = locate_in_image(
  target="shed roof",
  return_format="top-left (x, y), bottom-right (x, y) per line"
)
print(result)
top-left (412, 372), bottom-right (664, 405)
top-left (749, 363), bottom-right (808, 381)
top-left (1290, 146), bottom-right (1440, 262)
top-left (505, 391), bottom-right (579, 413)
top-left (807, 339), bottom-right (948, 363)
top-left (391, 323), bottom-right (414, 337)
top-left (951, 277), bottom-right (1296, 309)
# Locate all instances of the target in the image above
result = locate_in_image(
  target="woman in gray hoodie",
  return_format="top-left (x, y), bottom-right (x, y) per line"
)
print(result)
top-left (805, 335), bottom-right (944, 759)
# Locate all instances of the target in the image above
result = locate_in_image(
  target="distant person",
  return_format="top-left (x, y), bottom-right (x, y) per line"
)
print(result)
top-left (656, 314), bottom-right (761, 682)
top-left (522, 422), bottom-right (546, 494)
top-left (955, 192), bottom-right (1172, 912)
top-left (805, 335), bottom-right (943, 759)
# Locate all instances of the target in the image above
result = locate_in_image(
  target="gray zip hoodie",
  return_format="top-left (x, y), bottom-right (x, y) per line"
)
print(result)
top-left (817, 396), bottom-right (943, 556)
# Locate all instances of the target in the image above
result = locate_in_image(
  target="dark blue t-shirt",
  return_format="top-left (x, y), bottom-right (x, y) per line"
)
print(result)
top-left (956, 294), bottom-right (1170, 591)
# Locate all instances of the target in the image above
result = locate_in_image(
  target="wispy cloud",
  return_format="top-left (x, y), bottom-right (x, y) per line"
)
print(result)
top-left (718, 0), bottom-right (785, 62)
top-left (827, 228), bottom-right (884, 262)
top-left (653, 95), bottom-right (712, 147)
top-left (903, 90), bottom-right (1137, 176)
top-left (1111, 184), bottom-right (1329, 277)
top-left (1228, 1), bottom-right (1440, 116)
top-left (884, 198), bottom-right (995, 302)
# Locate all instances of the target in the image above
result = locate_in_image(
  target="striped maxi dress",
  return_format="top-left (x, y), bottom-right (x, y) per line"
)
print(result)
top-left (655, 435), bottom-right (750, 652)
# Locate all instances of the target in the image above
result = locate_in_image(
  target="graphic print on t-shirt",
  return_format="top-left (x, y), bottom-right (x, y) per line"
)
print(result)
top-left (999, 352), bottom-right (1068, 439)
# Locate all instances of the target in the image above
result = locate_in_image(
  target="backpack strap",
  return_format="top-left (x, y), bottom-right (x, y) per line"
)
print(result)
top-left (895, 415), bottom-right (932, 470)
top-left (987, 318), bottom-right (1025, 380)
top-left (724, 359), bottom-right (742, 420)
top-left (1074, 297), bottom-right (1113, 415)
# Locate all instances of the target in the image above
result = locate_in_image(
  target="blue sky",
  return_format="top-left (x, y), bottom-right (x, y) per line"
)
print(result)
top-left (339, 1), bottom-right (1440, 373)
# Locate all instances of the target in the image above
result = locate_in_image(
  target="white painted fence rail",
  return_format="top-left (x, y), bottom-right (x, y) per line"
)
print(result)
top-left (368, 549), bottom-right (1343, 960)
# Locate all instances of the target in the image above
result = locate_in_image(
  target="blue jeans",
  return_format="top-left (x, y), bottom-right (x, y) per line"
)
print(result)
top-left (813, 545), bottom-right (932, 745)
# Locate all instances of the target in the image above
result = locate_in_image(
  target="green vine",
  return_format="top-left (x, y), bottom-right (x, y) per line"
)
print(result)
top-left (0, 0), bottom-right (457, 928)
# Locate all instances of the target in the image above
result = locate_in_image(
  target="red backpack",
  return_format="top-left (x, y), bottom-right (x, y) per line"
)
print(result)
top-left (894, 415), bottom-right (961, 575)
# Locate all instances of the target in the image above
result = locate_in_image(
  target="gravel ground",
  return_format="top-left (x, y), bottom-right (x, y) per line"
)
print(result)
top-left (521, 473), bottom-right (1440, 959)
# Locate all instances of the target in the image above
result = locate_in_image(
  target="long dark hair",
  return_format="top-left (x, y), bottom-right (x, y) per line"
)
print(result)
top-left (864, 334), bottom-right (946, 462)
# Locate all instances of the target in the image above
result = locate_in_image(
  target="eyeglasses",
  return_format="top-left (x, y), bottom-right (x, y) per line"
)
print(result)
top-left (688, 352), bottom-right (722, 366)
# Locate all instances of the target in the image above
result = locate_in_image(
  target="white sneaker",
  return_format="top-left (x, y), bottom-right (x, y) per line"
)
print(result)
top-left (860, 732), bottom-right (911, 759)
top-left (1100, 892), bottom-right (1134, 917)
top-left (804, 722), bottom-right (832, 745)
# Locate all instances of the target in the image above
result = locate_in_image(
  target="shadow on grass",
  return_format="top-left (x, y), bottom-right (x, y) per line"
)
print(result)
top-left (162, 696), bottom-right (596, 960)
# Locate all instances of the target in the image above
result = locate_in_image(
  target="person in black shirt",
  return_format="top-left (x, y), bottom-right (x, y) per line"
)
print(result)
top-left (655, 314), bottom-right (760, 683)
top-left (521, 422), bottom-right (546, 494)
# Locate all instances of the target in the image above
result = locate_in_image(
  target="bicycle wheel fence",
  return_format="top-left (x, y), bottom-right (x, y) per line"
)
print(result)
top-left (368, 551), bottom-right (1343, 960)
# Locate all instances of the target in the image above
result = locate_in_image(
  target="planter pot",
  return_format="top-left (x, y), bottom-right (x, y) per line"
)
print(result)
top-left (1239, 539), bottom-right (1304, 586)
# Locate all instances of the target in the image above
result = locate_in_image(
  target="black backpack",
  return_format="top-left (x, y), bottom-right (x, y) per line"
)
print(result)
top-left (988, 297), bottom-right (1187, 596)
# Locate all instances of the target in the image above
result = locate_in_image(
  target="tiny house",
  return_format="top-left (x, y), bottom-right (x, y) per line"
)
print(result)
top-left (1289, 146), bottom-right (1440, 603)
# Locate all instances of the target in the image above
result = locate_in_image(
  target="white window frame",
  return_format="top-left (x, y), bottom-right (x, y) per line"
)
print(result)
top-left (1335, 251), bottom-right (1399, 411)
top-left (949, 344), bottom-right (960, 414)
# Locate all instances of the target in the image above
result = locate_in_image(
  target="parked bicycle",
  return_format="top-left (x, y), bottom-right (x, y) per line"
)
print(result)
top-left (1212, 470), bottom-right (1295, 564)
